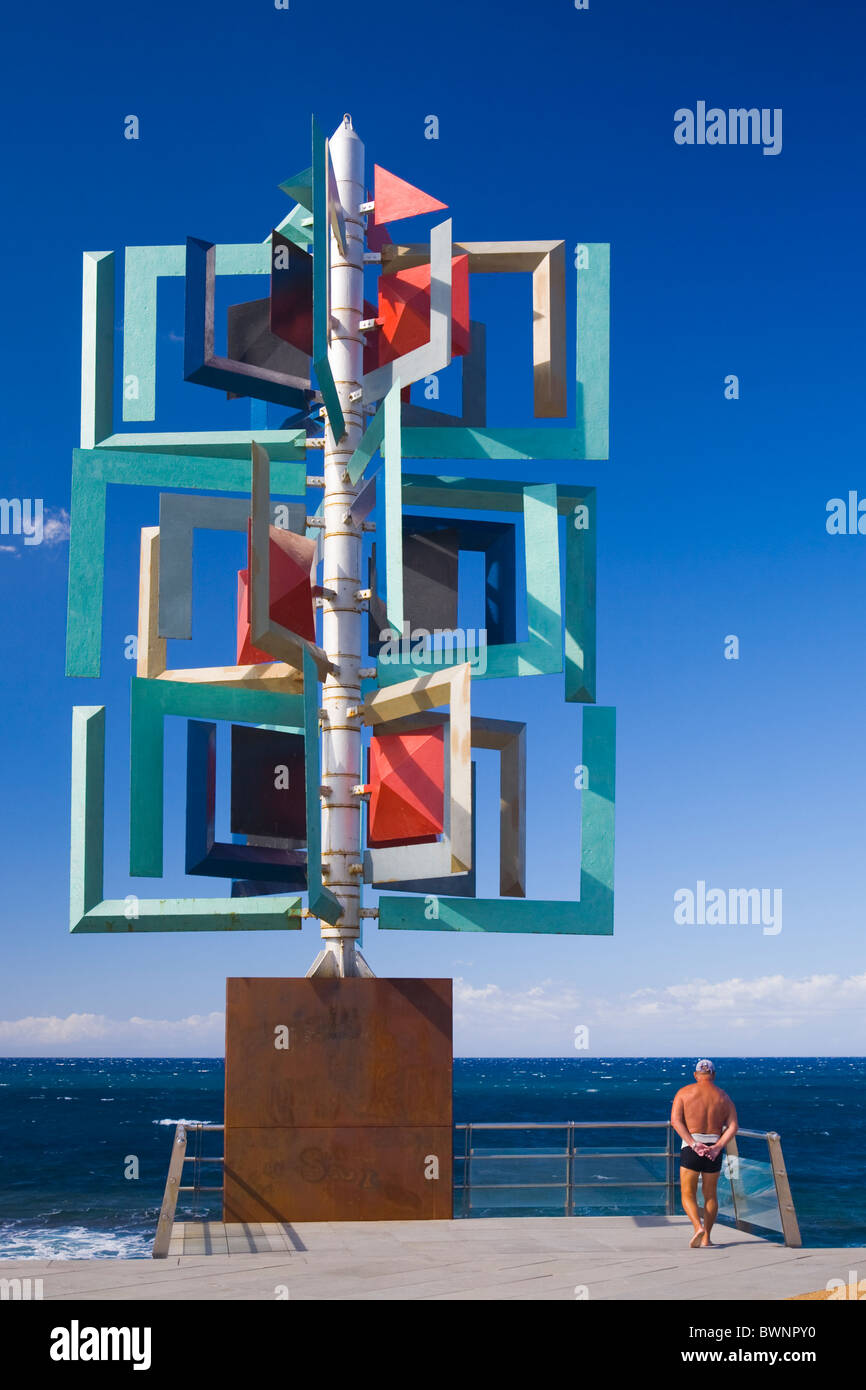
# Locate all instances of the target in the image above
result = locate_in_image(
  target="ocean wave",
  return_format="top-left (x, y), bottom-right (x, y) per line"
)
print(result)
top-left (0, 1226), bottom-right (152, 1260)
top-left (151, 1117), bottom-right (215, 1126)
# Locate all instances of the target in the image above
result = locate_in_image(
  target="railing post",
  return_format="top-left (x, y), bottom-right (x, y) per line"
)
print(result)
top-left (463, 1123), bottom-right (471, 1218)
top-left (153, 1123), bottom-right (189, 1259)
top-left (665, 1123), bottom-right (674, 1216)
top-left (766, 1132), bottom-right (802, 1248)
top-left (566, 1122), bottom-right (574, 1216)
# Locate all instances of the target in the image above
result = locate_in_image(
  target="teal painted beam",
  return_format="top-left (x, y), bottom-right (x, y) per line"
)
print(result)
top-left (401, 427), bottom-right (587, 460)
top-left (65, 447), bottom-right (307, 679)
top-left (129, 678), bottom-right (304, 878)
top-left (268, 204), bottom-right (313, 249)
top-left (97, 431), bottom-right (307, 459)
top-left (346, 401), bottom-right (385, 485)
top-left (378, 704), bottom-right (615, 935)
top-left (302, 650), bottom-right (343, 923)
top-left (278, 165), bottom-right (314, 213)
top-left (576, 243), bottom-right (610, 461)
top-left (565, 486), bottom-right (596, 703)
top-left (70, 705), bottom-right (302, 933)
top-left (123, 245), bottom-right (182, 422)
top-left (80, 252), bottom-right (115, 450)
top-left (521, 483), bottom-right (562, 676)
top-left (72, 896), bottom-right (304, 933)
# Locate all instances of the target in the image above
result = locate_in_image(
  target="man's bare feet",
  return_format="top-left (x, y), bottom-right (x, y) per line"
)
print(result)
top-left (700, 1235), bottom-right (713, 1247)
top-left (689, 1227), bottom-right (704, 1249)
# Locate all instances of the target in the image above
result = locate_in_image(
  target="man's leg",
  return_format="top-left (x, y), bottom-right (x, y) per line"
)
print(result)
top-left (679, 1166), bottom-right (703, 1245)
top-left (700, 1172), bottom-right (720, 1246)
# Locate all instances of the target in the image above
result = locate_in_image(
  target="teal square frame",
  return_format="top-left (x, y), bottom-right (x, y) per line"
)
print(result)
top-left (70, 705), bottom-right (303, 933)
top-left (377, 703), bottom-right (614, 935)
top-left (129, 678), bottom-right (305, 878)
top-left (81, 244), bottom-right (312, 456)
top-left (65, 447), bottom-right (307, 679)
top-left (390, 473), bottom-right (596, 702)
top-left (127, 674), bottom-right (342, 924)
top-left (373, 471), bottom-right (569, 687)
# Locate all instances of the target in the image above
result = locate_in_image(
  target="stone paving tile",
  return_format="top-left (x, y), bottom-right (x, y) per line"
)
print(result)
top-left (3, 1223), bottom-right (864, 1301)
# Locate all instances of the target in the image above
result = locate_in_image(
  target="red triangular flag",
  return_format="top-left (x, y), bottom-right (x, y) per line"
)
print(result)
top-left (372, 165), bottom-right (447, 225)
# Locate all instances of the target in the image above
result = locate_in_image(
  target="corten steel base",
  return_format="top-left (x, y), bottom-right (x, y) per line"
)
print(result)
top-left (223, 977), bottom-right (453, 1222)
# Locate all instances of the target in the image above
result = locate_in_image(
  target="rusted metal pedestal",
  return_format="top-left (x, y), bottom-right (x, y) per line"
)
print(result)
top-left (224, 978), bottom-right (453, 1222)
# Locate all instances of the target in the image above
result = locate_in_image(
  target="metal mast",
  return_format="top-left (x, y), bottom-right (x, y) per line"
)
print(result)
top-left (307, 115), bottom-right (373, 979)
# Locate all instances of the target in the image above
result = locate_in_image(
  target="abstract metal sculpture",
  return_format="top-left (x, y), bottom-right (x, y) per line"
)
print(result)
top-left (67, 112), bottom-right (615, 979)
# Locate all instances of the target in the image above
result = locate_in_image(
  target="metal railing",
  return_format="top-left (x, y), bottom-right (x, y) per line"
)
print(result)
top-left (454, 1121), bottom-right (802, 1247)
top-left (153, 1118), bottom-right (801, 1255)
top-left (153, 1123), bottom-right (224, 1259)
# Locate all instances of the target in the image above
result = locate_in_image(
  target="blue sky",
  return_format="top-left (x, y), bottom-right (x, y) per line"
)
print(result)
top-left (1, 0), bottom-right (864, 1056)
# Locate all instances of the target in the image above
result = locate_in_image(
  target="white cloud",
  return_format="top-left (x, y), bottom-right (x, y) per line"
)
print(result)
top-left (41, 508), bottom-right (70, 545)
top-left (0, 1011), bottom-right (224, 1056)
top-left (3, 974), bottom-right (865, 1057)
top-left (453, 972), bottom-right (866, 1055)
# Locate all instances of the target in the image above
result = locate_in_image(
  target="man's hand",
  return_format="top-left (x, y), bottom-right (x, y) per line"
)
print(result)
top-left (706, 1144), bottom-right (722, 1161)
top-left (692, 1142), bottom-right (710, 1157)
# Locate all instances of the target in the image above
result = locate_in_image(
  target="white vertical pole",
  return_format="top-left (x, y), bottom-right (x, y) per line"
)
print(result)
top-left (309, 114), bottom-right (371, 978)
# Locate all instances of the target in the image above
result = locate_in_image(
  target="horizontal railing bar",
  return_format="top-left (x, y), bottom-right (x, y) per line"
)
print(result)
top-left (460, 1151), bottom-right (667, 1160)
top-left (178, 1185), bottom-right (224, 1193)
top-left (181, 1156), bottom-right (224, 1163)
top-left (454, 1181), bottom-right (668, 1191)
top-left (454, 1121), bottom-right (671, 1131)
top-left (178, 1124), bottom-right (224, 1132)
top-left (455, 1121), bottom-right (774, 1138)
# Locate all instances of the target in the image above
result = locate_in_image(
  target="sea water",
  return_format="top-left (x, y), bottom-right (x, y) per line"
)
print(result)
top-left (0, 1056), bottom-right (862, 1257)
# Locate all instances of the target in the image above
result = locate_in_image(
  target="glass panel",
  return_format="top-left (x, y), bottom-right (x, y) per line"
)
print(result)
top-left (571, 1187), bottom-right (668, 1217)
top-left (717, 1147), bottom-right (783, 1237)
top-left (571, 1154), bottom-right (667, 1186)
top-left (468, 1154), bottom-right (569, 1187)
top-left (467, 1186), bottom-right (568, 1214)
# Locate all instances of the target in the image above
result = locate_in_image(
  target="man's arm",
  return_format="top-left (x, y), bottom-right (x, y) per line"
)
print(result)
top-left (708, 1098), bottom-right (739, 1161)
top-left (670, 1090), bottom-right (708, 1153)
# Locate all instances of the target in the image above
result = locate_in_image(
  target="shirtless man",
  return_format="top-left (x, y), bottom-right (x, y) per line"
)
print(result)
top-left (670, 1059), bottom-right (738, 1248)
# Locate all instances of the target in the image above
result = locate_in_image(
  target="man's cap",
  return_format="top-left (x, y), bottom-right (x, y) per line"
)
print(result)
top-left (695, 1059), bottom-right (715, 1073)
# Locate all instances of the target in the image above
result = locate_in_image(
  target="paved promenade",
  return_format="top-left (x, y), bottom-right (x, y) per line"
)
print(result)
top-left (2, 1217), bottom-right (862, 1300)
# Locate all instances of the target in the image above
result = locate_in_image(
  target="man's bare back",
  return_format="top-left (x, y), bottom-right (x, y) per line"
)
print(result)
top-left (671, 1060), bottom-right (739, 1249)
top-left (675, 1079), bottom-right (735, 1138)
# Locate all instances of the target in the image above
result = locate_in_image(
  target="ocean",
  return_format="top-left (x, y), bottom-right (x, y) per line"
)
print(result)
top-left (0, 1057), bottom-right (862, 1258)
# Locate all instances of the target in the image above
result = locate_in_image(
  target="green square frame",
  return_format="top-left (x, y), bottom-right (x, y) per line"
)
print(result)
top-left (129, 677), bottom-right (306, 878)
top-left (65, 448), bottom-right (307, 679)
top-left (375, 473), bottom-right (595, 702)
top-left (70, 705), bottom-right (303, 933)
top-left (377, 703), bottom-right (614, 935)
top-left (81, 245), bottom-right (312, 456)
top-left (374, 474), bottom-right (564, 686)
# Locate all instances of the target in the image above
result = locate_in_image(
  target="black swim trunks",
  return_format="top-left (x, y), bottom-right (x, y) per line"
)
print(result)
top-left (680, 1145), bottom-right (723, 1174)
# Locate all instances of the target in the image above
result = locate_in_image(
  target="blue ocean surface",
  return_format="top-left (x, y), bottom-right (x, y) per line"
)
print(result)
top-left (0, 1057), bottom-right (862, 1257)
